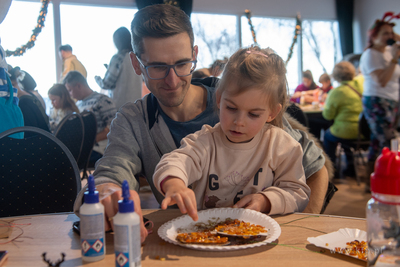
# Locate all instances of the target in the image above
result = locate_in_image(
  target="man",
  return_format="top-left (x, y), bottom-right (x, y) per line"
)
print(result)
top-left (73, 4), bottom-right (329, 243)
top-left (59, 44), bottom-right (87, 81)
top-left (63, 71), bottom-right (116, 165)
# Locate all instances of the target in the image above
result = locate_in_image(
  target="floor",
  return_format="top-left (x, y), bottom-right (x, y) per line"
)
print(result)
top-left (138, 176), bottom-right (372, 218)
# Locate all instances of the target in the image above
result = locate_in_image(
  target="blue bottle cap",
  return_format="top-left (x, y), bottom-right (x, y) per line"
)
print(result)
top-left (84, 175), bottom-right (99, 204)
top-left (118, 180), bottom-right (134, 213)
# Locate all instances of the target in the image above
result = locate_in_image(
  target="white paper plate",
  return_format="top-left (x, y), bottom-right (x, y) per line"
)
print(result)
top-left (158, 208), bottom-right (281, 251)
top-left (307, 228), bottom-right (367, 261)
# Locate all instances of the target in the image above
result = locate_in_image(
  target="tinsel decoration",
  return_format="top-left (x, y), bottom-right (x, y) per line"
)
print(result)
top-left (5, 0), bottom-right (50, 57)
top-left (163, 0), bottom-right (179, 6)
top-left (245, 9), bottom-right (258, 46)
top-left (285, 13), bottom-right (301, 65)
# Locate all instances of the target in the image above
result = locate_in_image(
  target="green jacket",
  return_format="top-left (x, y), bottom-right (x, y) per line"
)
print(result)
top-left (322, 79), bottom-right (363, 139)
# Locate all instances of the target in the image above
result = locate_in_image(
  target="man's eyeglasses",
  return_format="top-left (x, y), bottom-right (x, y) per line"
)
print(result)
top-left (136, 56), bottom-right (197, 80)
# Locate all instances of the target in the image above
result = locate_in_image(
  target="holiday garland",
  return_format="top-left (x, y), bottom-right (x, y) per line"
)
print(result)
top-left (285, 13), bottom-right (301, 65)
top-left (245, 9), bottom-right (258, 46)
top-left (5, 0), bottom-right (50, 57)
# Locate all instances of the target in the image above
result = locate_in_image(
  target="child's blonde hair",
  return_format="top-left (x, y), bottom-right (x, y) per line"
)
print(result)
top-left (216, 46), bottom-right (288, 128)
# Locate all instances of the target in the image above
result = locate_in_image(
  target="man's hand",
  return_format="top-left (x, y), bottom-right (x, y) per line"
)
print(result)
top-left (161, 177), bottom-right (198, 221)
top-left (97, 184), bottom-right (148, 243)
top-left (233, 193), bottom-right (271, 213)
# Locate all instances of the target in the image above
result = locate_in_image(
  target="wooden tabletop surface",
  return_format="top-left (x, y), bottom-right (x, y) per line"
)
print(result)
top-left (0, 210), bottom-right (367, 267)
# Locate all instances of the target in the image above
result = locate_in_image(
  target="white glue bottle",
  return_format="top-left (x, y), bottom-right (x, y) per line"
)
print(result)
top-left (113, 180), bottom-right (141, 267)
top-left (80, 174), bottom-right (105, 262)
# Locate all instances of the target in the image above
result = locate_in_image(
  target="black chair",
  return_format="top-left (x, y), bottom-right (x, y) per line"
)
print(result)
top-left (285, 103), bottom-right (309, 128)
top-left (78, 111), bottom-right (97, 180)
top-left (0, 127), bottom-right (81, 217)
top-left (54, 112), bottom-right (84, 162)
top-left (336, 113), bottom-right (371, 184)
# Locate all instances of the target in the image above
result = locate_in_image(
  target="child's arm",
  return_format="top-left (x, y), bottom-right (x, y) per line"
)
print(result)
top-left (233, 193), bottom-right (271, 213)
top-left (161, 177), bottom-right (199, 221)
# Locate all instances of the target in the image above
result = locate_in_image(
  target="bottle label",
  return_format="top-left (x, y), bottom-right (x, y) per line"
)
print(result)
top-left (114, 224), bottom-right (141, 267)
top-left (80, 213), bottom-right (105, 257)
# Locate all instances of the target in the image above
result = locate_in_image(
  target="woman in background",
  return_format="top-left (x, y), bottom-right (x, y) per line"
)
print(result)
top-left (322, 61), bottom-right (363, 178)
top-left (290, 70), bottom-right (319, 104)
top-left (95, 27), bottom-right (142, 110)
top-left (9, 66), bottom-right (50, 136)
top-left (9, 66), bottom-right (46, 110)
top-left (359, 13), bottom-right (400, 190)
top-left (196, 58), bottom-right (228, 77)
top-left (48, 84), bottom-right (79, 132)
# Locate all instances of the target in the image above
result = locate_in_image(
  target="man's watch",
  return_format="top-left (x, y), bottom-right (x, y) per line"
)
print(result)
top-left (391, 58), bottom-right (398, 64)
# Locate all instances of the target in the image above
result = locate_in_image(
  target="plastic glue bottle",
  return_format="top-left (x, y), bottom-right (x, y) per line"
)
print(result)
top-left (80, 174), bottom-right (105, 262)
top-left (114, 180), bottom-right (141, 267)
top-left (366, 139), bottom-right (400, 266)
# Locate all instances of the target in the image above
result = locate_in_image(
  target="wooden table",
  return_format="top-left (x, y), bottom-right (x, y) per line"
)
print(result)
top-left (300, 104), bottom-right (324, 114)
top-left (0, 210), bottom-right (367, 267)
top-left (299, 104), bottom-right (332, 140)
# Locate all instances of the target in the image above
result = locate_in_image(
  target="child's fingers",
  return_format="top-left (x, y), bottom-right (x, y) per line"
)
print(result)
top-left (161, 197), bottom-right (173, 210)
top-left (182, 195), bottom-right (198, 221)
top-left (233, 195), bottom-right (251, 208)
top-left (171, 193), bottom-right (189, 214)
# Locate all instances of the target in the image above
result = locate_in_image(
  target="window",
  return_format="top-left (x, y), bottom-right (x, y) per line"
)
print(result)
top-left (59, 4), bottom-right (138, 92)
top-left (191, 13), bottom-right (238, 72)
top-left (241, 16), bottom-right (299, 92)
top-left (302, 20), bottom-right (342, 87)
top-left (1, 1), bottom-right (55, 100)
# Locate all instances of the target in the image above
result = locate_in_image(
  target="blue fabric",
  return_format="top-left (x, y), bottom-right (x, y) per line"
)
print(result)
top-left (0, 75), bottom-right (24, 139)
top-left (159, 84), bottom-right (219, 147)
top-left (323, 128), bottom-right (355, 166)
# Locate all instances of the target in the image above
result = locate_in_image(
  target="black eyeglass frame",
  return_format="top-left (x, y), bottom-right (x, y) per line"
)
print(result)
top-left (136, 56), bottom-right (197, 80)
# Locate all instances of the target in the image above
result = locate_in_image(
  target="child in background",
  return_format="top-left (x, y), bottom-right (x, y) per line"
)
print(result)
top-left (48, 83), bottom-right (80, 132)
top-left (153, 46), bottom-right (310, 221)
top-left (318, 73), bottom-right (333, 103)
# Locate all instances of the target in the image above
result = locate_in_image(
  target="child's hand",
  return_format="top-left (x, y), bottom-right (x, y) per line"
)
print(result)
top-left (161, 177), bottom-right (198, 221)
top-left (233, 193), bottom-right (271, 213)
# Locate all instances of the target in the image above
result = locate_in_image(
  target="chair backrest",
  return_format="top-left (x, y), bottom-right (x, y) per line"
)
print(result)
top-left (77, 111), bottom-right (97, 173)
top-left (0, 126), bottom-right (81, 217)
top-left (54, 112), bottom-right (84, 162)
top-left (285, 103), bottom-right (309, 128)
top-left (359, 113), bottom-right (371, 141)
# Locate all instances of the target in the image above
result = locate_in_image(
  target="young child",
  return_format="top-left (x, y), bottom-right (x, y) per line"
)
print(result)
top-left (48, 83), bottom-right (80, 132)
top-left (318, 73), bottom-right (333, 103)
top-left (153, 46), bottom-right (310, 221)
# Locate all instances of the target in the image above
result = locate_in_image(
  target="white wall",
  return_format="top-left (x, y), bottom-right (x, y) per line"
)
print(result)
top-left (21, 0), bottom-right (336, 20)
top-left (354, 0), bottom-right (400, 53)
top-left (192, 0), bottom-right (336, 20)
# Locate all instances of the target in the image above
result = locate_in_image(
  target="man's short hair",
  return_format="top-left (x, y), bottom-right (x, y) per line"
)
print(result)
top-left (131, 4), bottom-right (194, 58)
top-left (62, 71), bottom-right (88, 87)
top-left (59, 44), bottom-right (73, 52)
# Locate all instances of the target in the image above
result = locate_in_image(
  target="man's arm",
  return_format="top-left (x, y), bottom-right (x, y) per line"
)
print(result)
top-left (303, 166), bottom-right (329, 214)
top-left (283, 114), bottom-right (333, 214)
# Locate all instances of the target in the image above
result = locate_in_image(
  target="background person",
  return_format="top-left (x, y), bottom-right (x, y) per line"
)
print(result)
top-left (154, 46), bottom-right (310, 219)
top-left (290, 70), bottom-right (319, 104)
top-left (48, 83), bottom-right (80, 132)
top-left (322, 61), bottom-right (363, 178)
top-left (318, 73), bottom-right (333, 103)
top-left (9, 66), bottom-right (50, 136)
top-left (59, 44), bottom-right (87, 81)
top-left (63, 71), bottom-right (116, 166)
top-left (8, 66), bottom-right (46, 110)
top-left (95, 27), bottom-right (143, 110)
top-left (196, 58), bottom-right (228, 77)
top-left (359, 13), bottom-right (400, 190)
